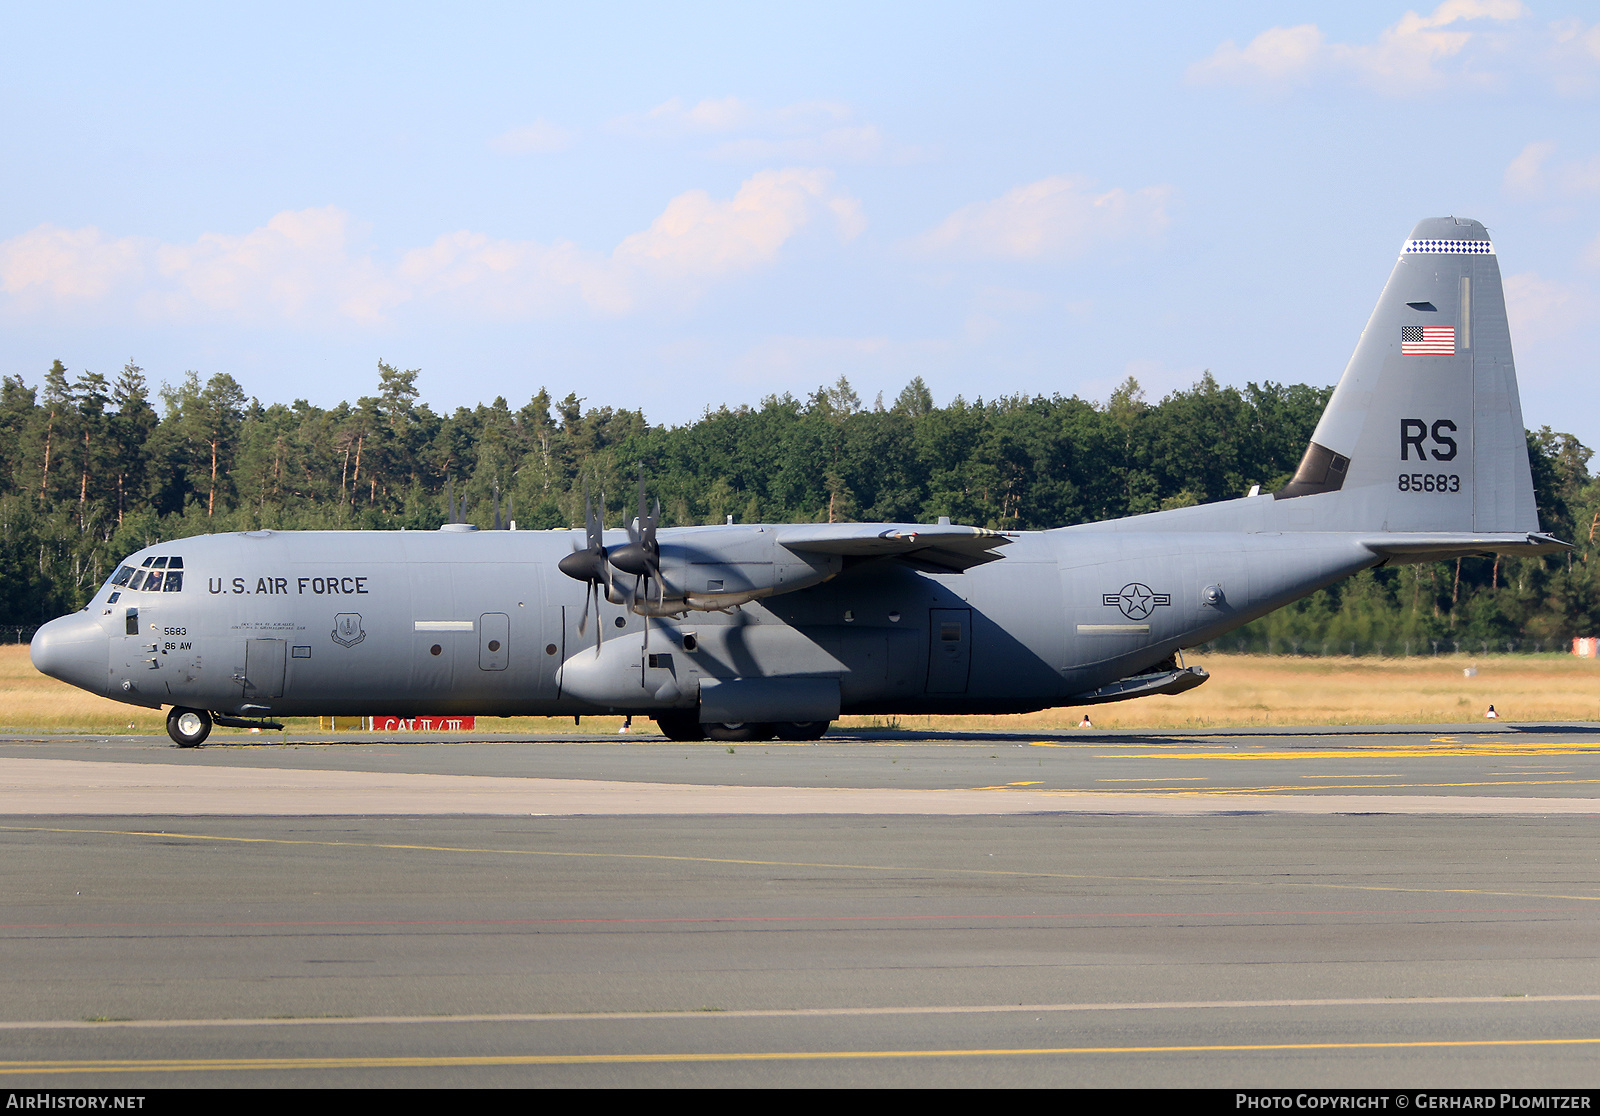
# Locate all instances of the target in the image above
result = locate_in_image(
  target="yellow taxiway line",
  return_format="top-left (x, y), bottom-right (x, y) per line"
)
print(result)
top-left (6, 1036), bottom-right (1600, 1075)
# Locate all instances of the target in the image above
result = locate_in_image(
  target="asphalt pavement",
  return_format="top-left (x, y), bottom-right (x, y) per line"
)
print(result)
top-left (0, 726), bottom-right (1596, 1087)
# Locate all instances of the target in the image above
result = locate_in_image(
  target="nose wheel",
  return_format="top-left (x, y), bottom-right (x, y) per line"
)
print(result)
top-left (166, 707), bottom-right (213, 747)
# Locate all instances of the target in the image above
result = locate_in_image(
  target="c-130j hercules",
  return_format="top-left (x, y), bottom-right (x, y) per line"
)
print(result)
top-left (31, 217), bottom-right (1569, 746)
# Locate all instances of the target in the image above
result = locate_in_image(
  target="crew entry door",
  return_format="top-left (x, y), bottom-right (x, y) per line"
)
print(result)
top-left (243, 638), bottom-right (286, 699)
top-left (926, 608), bottom-right (972, 693)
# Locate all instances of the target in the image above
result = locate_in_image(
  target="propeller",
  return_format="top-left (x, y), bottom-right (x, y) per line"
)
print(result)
top-left (607, 465), bottom-right (669, 660)
top-left (557, 482), bottom-right (612, 651)
top-left (608, 466), bottom-right (666, 606)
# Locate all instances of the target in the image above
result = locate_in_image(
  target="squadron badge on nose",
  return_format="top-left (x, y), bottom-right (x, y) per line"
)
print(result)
top-left (332, 613), bottom-right (366, 647)
top-left (1103, 583), bottom-right (1170, 621)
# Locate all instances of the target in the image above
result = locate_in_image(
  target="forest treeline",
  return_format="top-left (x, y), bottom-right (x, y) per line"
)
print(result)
top-left (2, 358), bottom-right (1597, 652)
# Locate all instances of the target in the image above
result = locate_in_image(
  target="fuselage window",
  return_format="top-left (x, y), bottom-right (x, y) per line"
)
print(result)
top-left (163, 571), bottom-right (183, 592)
top-left (111, 566), bottom-right (135, 587)
top-left (152, 556), bottom-right (169, 569)
top-left (144, 571), bottom-right (164, 592)
top-left (129, 570), bottom-right (147, 590)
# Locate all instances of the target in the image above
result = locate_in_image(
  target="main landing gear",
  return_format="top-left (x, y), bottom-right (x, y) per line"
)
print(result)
top-left (651, 713), bottom-right (830, 743)
top-left (166, 707), bottom-right (213, 747)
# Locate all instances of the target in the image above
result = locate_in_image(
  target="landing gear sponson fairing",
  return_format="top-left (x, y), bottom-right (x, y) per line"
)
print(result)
top-left (32, 218), bottom-right (1569, 746)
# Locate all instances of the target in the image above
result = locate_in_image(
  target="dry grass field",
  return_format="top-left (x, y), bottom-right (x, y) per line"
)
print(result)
top-left (869, 651), bottom-right (1600, 733)
top-left (0, 643), bottom-right (1595, 737)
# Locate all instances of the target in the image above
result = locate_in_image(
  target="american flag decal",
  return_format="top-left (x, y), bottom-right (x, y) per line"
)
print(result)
top-left (1401, 325), bottom-right (1454, 355)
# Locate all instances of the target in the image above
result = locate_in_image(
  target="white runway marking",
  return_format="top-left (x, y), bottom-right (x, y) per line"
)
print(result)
top-left (2, 757), bottom-right (1598, 816)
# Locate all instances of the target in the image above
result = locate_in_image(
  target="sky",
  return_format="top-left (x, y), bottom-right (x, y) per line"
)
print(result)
top-left (2, 2), bottom-right (1597, 447)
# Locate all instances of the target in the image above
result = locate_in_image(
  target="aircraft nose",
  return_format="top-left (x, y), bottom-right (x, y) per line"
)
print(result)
top-left (30, 613), bottom-right (109, 695)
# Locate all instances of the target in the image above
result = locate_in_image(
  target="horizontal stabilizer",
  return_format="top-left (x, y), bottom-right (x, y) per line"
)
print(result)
top-left (1361, 532), bottom-right (1572, 563)
top-left (777, 522), bottom-right (1011, 571)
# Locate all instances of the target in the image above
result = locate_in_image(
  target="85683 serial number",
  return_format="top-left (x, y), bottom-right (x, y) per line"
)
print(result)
top-left (1398, 473), bottom-right (1460, 492)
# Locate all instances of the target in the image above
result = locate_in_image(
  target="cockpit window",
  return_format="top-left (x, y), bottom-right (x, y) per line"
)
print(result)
top-left (120, 558), bottom-right (185, 592)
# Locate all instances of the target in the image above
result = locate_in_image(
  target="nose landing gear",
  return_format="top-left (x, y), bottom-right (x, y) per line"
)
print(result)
top-left (166, 707), bottom-right (213, 747)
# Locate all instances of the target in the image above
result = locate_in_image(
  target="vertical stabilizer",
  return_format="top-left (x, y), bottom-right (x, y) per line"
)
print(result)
top-left (1274, 217), bottom-right (1539, 534)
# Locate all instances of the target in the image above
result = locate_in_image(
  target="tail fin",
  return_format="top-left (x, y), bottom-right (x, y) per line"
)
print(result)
top-left (1274, 217), bottom-right (1540, 534)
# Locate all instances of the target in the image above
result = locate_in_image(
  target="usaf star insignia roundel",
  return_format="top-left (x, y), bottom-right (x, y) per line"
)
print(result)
top-left (1103, 583), bottom-right (1171, 621)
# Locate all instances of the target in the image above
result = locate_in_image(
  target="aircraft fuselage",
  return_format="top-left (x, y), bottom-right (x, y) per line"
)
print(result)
top-left (37, 520), bottom-right (1379, 720)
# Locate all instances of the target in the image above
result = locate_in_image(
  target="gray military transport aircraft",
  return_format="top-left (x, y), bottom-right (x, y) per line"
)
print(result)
top-left (31, 217), bottom-right (1570, 746)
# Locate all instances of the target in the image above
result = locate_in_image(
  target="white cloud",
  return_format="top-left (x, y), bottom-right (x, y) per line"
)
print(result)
top-left (1503, 141), bottom-right (1600, 198)
top-left (1503, 140), bottom-right (1557, 196)
top-left (615, 168), bottom-right (860, 280)
top-left (151, 208), bottom-right (399, 326)
top-left (1503, 270), bottom-right (1595, 337)
top-left (1188, 24), bottom-right (1328, 86)
top-left (1551, 17), bottom-right (1600, 63)
top-left (0, 224), bottom-right (147, 303)
top-left (1543, 21), bottom-right (1600, 94)
top-left (915, 175), bottom-right (1172, 261)
top-left (396, 232), bottom-right (631, 317)
top-left (615, 96), bottom-right (759, 137)
top-left (488, 118), bottom-right (576, 155)
top-left (1190, 1), bottom-right (1528, 94)
top-left (0, 170), bottom-right (865, 327)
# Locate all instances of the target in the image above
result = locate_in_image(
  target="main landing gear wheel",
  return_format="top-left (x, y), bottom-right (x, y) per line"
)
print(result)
top-left (702, 722), bottom-right (777, 742)
top-left (653, 712), bottom-right (705, 742)
top-left (774, 721), bottom-right (830, 741)
top-left (166, 707), bottom-right (212, 748)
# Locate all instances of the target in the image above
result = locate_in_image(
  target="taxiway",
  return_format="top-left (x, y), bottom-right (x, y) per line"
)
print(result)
top-left (0, 725), bottom-right (1595, 1087)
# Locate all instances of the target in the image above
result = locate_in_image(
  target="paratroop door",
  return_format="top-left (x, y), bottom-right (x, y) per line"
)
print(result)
top-left (925, 608), bottom-right (972, 693)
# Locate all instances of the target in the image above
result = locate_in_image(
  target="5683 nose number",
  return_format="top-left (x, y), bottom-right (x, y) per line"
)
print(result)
top-left (1398, 473), bottom-right (1460, 492)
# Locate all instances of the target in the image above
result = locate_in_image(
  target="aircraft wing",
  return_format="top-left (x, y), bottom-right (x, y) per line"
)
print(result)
top-left (1360, 532), bottom-right (1572, 563)
top-left (776, 523), bottom-right (1012, 572)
